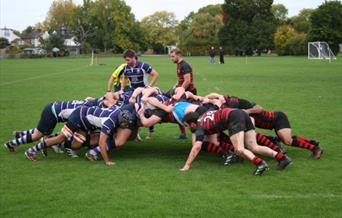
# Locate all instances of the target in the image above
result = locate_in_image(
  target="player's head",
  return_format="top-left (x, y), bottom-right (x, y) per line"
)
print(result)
top-left (183, 112), bottom-right (199, 132)
top-left (118, 109), bottom-right (136, 128)
top-left (144, 108), bottom-right (153, 118)
top-left (170, 48), bottom-right (182, 63)
top-left (123, 49), bottom-right (137, 66)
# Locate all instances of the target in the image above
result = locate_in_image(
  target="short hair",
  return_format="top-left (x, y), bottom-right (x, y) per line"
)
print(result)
top-left (183, 112), bottom-right (199, 124)
top-left (170, 48), bottom-right (182, 56)
top-left (123, 49), bottom-right (136, 58)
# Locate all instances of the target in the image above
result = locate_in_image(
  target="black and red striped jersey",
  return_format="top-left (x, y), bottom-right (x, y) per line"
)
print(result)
top-left (195, 108), bottom-right (235, 140)
top-left (222, 96), bottom-right (256, 110)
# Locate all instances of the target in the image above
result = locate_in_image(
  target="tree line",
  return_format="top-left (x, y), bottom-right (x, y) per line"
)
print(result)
top-left (4, 0), bottom-right (341, 56)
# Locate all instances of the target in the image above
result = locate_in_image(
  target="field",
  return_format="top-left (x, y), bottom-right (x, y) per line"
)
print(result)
top-left (0, 55), bottom-right (341, 217)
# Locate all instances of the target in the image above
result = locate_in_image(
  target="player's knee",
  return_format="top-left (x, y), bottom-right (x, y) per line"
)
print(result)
top-left (234, 147), bottom-right (244, 156)
top-left (73, 132), bottom-right (86, 144)
top-left (61, 125), bottom-right (73, 139)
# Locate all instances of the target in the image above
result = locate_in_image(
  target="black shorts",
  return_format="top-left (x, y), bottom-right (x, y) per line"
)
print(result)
top-left (274, 111), bottom-right (291, 131)
top-left (37, 103), bottom-right (57, 135)
top-left (227, 110), bottom-right (255, 136)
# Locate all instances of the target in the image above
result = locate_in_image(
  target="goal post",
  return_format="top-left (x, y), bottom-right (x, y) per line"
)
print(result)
top-left (308, 42), bottom-right (336, 61)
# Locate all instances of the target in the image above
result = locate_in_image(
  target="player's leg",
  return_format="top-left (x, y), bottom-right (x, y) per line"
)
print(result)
top-left (5, 103), bottom-right (56, 151)
top-left (229, 131), bottom-right (268, 175)
top-left (255, 132), bottom-right (283, 153)
top-left (13, 128), bottom-right (36, 138)
top-left (275, 112), bottom-right (323, 159)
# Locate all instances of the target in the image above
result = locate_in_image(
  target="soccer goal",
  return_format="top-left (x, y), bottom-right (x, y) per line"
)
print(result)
top-left (308, 41), bottom-right (336, 61)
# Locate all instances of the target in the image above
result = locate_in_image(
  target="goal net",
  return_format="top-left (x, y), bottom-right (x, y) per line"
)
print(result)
top-left (308, 42), bottom-right (336, 60)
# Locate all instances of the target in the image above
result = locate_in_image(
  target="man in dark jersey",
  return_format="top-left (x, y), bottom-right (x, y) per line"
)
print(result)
top-left (181, 108), bottom-right (291, 175)
top-left (206, 92), bottom-right (323, 159)
top-left (170, 48), bottom-right (197, 139)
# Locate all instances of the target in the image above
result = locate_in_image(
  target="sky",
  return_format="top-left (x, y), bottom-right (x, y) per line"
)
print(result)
top-left (0, 0), bottom-right (326, 31)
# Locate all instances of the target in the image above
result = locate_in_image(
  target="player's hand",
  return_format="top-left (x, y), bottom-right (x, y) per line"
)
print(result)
top-left (141, 97), bottom-right (147, 104)
top-left (172, 95), bottom-right (180, 101)
top-left (180, 165), bottom-right (190, 171)
top-left (129, 96), bottom-right (136, 104)
top-left (165, 105), bottom-right (173, 113)
top-left (105, 161), bottom-right (115, 166)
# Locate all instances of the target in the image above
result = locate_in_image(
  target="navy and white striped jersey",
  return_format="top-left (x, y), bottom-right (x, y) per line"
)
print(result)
top-left (82, 105), bottom-right (122, 135)
top-left (118, 61), bottom-right (152, 89)
top-left (52, 100), bottom-right (96, 122)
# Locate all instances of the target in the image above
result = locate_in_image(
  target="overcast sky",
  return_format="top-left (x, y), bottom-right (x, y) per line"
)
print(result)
top-left (0, 0), bottom-right (326, 31)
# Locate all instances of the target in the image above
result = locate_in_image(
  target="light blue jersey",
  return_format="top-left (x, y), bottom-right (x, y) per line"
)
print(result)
top-left (172, 101), bottom-right (192, 126)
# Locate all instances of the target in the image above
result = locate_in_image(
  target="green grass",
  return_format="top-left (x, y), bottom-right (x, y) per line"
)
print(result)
top-left (0, 55), bottom-right (341, 217)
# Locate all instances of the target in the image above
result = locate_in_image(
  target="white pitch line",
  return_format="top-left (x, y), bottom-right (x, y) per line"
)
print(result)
top-left (249, 194), bottom-right (341, 199)
top-left (0, 65), bottom-right (90, 87)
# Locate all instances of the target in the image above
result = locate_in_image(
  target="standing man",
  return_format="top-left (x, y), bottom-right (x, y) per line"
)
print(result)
top-left (170, 48), bottom-right (197, 139)
top-left (219, 47), bottom-right (225, 64)
top-left (209, 46), bottom-right (216, 64)
top-left (119, 49), bottom-right (159, 139)
top-left (119, 49), bottom-right (159, 89)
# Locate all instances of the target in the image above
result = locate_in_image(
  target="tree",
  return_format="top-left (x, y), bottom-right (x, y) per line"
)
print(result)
top-left (274, 25), bottom-right (307, 55)
top-left (272, 4), bottom-right (288, 24)
top-left (21, 26), bottom-right (34, 36)
top-left (44, 0), bottom-right (77, 30)
top-left (290, 8), bottom-right (315, 33)
top-left (41, 32), bottom-right (65, 53)
top-left (0, 37), bottom-right (9, 49)
top-left (308, 1), bottom-right (342, 54)
top-left (141, 11), bottom-right (178, 53)
top-left (70, 0), bottom-right (96, 53)
top-left (219, 0), bottom-right (276, 53)
top-left (179, 4), bottom-right (223, 55)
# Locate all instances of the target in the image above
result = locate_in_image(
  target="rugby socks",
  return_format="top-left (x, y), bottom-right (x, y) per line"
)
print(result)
top-left (16, 128), bottom-right (35, 138)
top-left (291, 136), bottom-right (316, 151)
top-left (274, 152), bottom-right (285, 161)
top-left (256, 132), bottom-right (280, 151)
top-left (295, 135), bottom-right (319, 146)
top-left (28, 139), bottom-right (46, 154)
top-left (251, 156), bottom-right (263, 165)
top-left (221, 142), bottom-right (234, 152)
top-left (8, 134), bottom-right (33, 146)
top-left (202, 142), bottom-right (225, 155)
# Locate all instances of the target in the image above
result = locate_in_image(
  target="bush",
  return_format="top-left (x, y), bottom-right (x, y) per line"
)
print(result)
top-left (274, 25), bottom-right (307, 55)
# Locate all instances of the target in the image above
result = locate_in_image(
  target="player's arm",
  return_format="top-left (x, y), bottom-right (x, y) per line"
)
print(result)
top-left (180, 132), bottom-right (203, 171)
top-left (244, 105), bottom-right (264, 114)
top-left (138, 109), bottom-right (162, 127)
top-left (141, 87), bottom-right (160, 103)
top-left (107, 75), bottom-right (115, 92)
top-left (172, 87), bottom-right (185, 101)
top-left (146, 97), bottom-right (173, 113)
top-left (149, 69), bottom-right (159, 87)
top-left (120, 76), bottom-right (129, 91)
top-left (185, 91), bottom-right (203, 102)
top-left (181, 74), bottom-right (191, 90)
top-left (98, 132), bottom-right (114, 166)
top-left (205, 93), bottom-right (225, 101)
top-left (129, 87), bottom-right (144, 104)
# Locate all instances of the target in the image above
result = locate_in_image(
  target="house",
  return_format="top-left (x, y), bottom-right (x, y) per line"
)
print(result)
top-left (0, 27), bottom-right (20, 44)
top-left (53, 28), bottom-right (80, 55)
top-left (20, 29), bottom-right (49, 47)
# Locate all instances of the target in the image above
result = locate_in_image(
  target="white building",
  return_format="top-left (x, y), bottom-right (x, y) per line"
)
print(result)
top-left (0, 27), bottom-right (20, 43)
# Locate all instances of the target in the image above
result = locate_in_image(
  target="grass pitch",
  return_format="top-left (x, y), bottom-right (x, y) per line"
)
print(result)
top-left (0, 55), bottom-right (341, 217)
